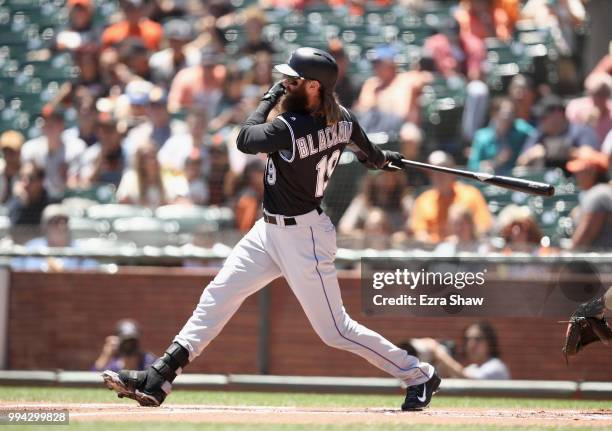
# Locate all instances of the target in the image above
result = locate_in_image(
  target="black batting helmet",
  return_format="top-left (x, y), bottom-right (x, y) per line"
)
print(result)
top-left (274, 47), bottom-right (338, 91)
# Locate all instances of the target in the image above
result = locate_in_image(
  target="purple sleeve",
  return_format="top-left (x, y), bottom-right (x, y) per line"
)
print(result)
top-left (142, 352), bottom-right (157, 370)
top-left (92, 357), bottom-right (121, 372)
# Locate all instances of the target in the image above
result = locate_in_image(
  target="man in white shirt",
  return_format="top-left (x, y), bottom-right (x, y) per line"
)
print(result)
top-left (21, 106), bottom-right (85, 199)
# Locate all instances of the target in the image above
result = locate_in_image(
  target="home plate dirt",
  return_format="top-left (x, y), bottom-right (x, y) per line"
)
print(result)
top-left (2, 403), bottom-right (612, 427)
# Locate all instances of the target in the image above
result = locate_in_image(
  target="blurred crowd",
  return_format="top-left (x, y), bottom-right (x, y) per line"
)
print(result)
top-left (0, 0), bottom-right (611, 258)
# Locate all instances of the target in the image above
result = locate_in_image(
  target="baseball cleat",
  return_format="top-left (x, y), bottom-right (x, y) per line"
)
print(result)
top-left (102, 369), bottom-right (167, 407)
top-left (401, 372), bottom-right (441, 411)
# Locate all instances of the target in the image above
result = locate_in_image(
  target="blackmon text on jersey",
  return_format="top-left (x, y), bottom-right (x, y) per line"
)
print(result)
top-left (295, 120), bottom-right (353, 159)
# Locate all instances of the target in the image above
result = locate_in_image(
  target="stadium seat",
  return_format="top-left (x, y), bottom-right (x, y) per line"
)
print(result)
top-left (87, 204), bottom-right (153, 222)
top-left (64, 184), bottom-right (117, 204)
top-left (61, 197), bottom-right (99, 218)
top-left (155, 204), bottom-right (224, 233)
top-left (69, 217), bottom-right (111, 240)
top-left (73, 237), bottom-right (138, 256)
top-left (112, 217), bottom-right (179, 247)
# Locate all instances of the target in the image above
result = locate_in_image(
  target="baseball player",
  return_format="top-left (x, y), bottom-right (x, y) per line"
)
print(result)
top-left (103, 47), bottom-right (441, 411)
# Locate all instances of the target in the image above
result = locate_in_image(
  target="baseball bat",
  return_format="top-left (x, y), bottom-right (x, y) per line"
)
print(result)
top-left (400, 159), bottom-right (555, 197)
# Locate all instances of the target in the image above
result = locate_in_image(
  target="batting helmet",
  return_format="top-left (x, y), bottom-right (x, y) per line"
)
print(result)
top-left (274, 47), bottom-right (338, 91)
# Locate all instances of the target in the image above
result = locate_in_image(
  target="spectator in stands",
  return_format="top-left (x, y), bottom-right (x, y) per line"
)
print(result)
top-left (208, 67), bottom-right (248, 132)
top-left (118, 38), bottom-right (153, 82)
top-left (243, 51), bottom-right (275, 97)
top-left (116, 80), bottom-right (154, 129)
top-left (327, 0), bottom-right (387, 16)
top-left (192, 12), bottom-right (227, 54)
top-left (93, 319), bottom-right (156, 373)
top-left (234, 159), bottom-right (265, 231)
top-left (239, 7), bottom-right (275, 56)
top-left (434, 204), bottom-right (486, 254)
top-left (55, 0), bottom-right (100, 51)
top-left (590, 52), bottom-right (612, 79)
top-left (363, 208), bottom-right (394, 236)
top-left (146, 0), bottom-right (188, 22)
top-left (149, 19), bottom-right (198, 86)
top-left (11, 204), bottom-right (98, 271)
top-left (21, 106), bottom-right (85, 199)
top-left (496, 204), bottom-right (544, 254)
top-left (0, 131), bottom-right (24, 204)
top-left (361, 208), bottom-right (395, 250)
top-left (207, 142), bottom-right (231, 206)
top-left (62, 94), bottom-right (99, 147)
top-left (328, 39), bottom-right (357, 108)
top-left (567, 148), bottom-right (611, 250)
top-left (507, 74), bottom-right (537, 125)
top-left (522, 0), bottom-right (585, 92)
top-left (78, 110), bottom-right (127, 189)
top-left (158, 107), bottom-right (211, 175)
top-left (101, 0), bottom-right (163, 51)
top-left (339, 170), bottom-right (410, 236)
top-left (454, 0), bottom-right (514, 41)
top-left (517, 95), bottom-right (599, 169)
top-left (168, 45), bottom-right (226, 113)
top-left (117, 141), bottom-right (186, 208)
top-left (418, 321), bottom-right (511, 379)
top-left (180, 149), bottom-right (209, 206)
top-left (258, 0), bottom-right (312, 10)
top-left (522, 0), bottom-right (585, 54)
top-left (468, 98), bottom-right (536, 174)
top-left (424, 16), bottom-right (486, 82)
top-left (124, 87), bottom-right (187, 162)
top-left (603, 130), bottom-right (612, 161)
top-left (7, 163), bottom-right (57, 226)
top-left (399, 122), bottom-right (427, 188)
top-left (461, 78), bottom-right (490, 144)
top-left (71, 44), bottom-right (107, 101)
top-left (98, 48), bottom-right (124, 91)
top-left (410, 151), bottom-right (492, 243)
top-left (566, 73), bottom-right (612, 145)
top-left (354, 45), bottom-right (415, 132)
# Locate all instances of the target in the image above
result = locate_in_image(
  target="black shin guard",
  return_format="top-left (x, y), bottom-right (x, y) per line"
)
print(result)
top-left (151, 342), bottom-right (190, 384)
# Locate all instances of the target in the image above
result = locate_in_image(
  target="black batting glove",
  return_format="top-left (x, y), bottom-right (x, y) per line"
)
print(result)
top-left (261, 81), bottom-right (286, 103)
top-left (382, 150), bottom-right (404, 171)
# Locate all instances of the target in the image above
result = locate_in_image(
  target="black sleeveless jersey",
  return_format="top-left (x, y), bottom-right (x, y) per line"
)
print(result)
top-left (237, 101), bottom-right (386, 216)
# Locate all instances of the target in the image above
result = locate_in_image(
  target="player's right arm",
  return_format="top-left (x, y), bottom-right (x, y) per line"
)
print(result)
top-left (236, 82), bottom-right (292, 155)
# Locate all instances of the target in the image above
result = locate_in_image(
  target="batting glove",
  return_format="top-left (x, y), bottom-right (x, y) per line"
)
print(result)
top-left (262, 81), bottom-right (286, 103)
top-left (382, 150), bottom-right (404, 171)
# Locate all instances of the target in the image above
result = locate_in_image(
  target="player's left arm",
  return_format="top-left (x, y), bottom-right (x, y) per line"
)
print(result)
top-left (236, 82), bottom-right (293, 155)
top-left (344, 110), bottom-right (403, 171)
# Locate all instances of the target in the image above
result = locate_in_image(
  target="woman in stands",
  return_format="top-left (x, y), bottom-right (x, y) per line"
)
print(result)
top-left (413, 321), bottom-right (511, 380)
top-left (116, 141), bottom-right (186, 208)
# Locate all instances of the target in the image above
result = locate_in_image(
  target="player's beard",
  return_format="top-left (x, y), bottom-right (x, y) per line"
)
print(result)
top-left (280, 85), bottom-right (309, 114)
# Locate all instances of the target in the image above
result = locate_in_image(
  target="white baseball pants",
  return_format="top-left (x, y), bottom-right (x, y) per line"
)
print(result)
top-left (174, 208), bottom-right (433, 385)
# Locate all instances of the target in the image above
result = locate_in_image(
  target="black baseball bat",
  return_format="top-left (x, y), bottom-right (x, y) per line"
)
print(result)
top-left (400, 159), bottom-right (555, 197)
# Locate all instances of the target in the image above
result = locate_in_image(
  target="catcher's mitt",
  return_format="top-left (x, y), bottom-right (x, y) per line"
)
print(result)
top-left (562, 297), bottom-right (612, 363)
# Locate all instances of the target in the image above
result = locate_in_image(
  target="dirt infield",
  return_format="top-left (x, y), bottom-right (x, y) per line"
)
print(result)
top-left (2, 402), bottom-right (612, 427)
